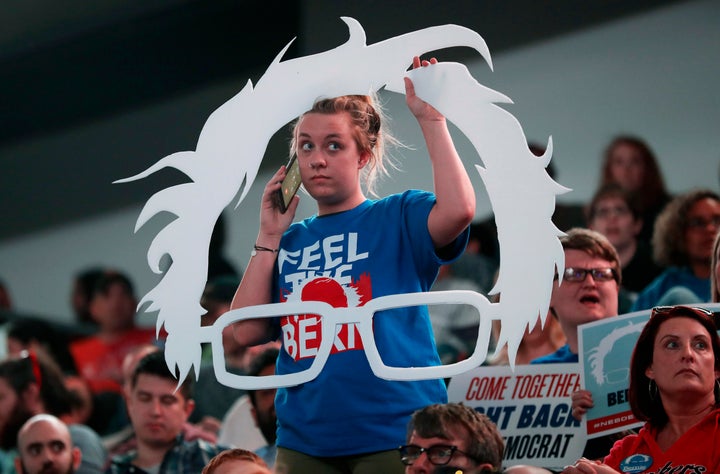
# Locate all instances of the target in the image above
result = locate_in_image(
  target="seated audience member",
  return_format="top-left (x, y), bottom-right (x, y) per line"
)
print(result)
top-left (532, 229), bottom-right (620, 365)
top-left (245, 347), bottom-right (279, 468)
top-left (107, 351), bottom-right (226, 473)
top-left (14, 414), bottom-right (82, 474)
top-left (0, 353), bottom-right (106, 473)
top-left (586, 184), bottom-right (662, 304)
top-left (217, 342), bottom-right (281, 452)
top-left (193, 276), bottom-right (247, 431)
top-left (711, 231), bottom-right (720, 303)
top-left (597, 135), bottom-right (671, 245)
top-left (6, 318), bottom-right (77, 374)
top-left (632, 189), bottom-right (720, 311)
top-left (565, 305), bottom-right (720, 473)
top-left (202, 448), bottom-right (271, 474)
top-left (488, 313), bottom-right (565, 366)
top-left (449, 221), bottom-right (499, 296)
top-left (102, 344), bottom-right (160, 455)
top-left (531, 228), bottom-right (625, 462)
top-left (70, 271), bottom-right (157, 394)
top-left (70, 267), bottom-right (106, 326)
top-left (399, 402), bottom-right (504, 474)
top-left (64, 376), bottom-right (95, 428)
top-left (430, 264), bottom-right (484, 363)
top-left (104, 345), bottom-right (218, 459)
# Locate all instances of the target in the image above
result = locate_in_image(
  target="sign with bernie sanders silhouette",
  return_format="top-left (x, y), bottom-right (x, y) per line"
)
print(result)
top-left (578, 311), bottom-right (650, 438)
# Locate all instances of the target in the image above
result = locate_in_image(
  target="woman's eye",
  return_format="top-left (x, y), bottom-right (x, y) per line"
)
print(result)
top-left (328, 142), bottom-right (340, 151)
top-left (301, 142), bottom-right (313, 151)
top-left (694, 340), bottom-right (708, 350)
top-left (665, 341), bottom-right (678, 349)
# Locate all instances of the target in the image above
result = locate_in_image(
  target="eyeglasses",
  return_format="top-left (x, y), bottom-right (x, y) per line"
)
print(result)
top-left (603, 367), bottom-right (629, 385)
top-left (651, 305), bottom-right (719, 327)
top-left (592, 205), bottom-right (632, 220)
top-left (197, 290), bottom-right (493, 389)
top-left (398, 444), bottom-right (476, 466)
top-left (558, 267), bottom-right (617, 283)
top-left (686, 215), bottom-right (720, 230)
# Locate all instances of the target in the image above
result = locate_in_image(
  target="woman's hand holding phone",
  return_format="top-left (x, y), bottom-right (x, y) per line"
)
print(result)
top-left (273, 156), bottom-right (302, 213)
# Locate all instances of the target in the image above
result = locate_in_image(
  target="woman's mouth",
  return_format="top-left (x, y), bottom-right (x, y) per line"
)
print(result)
top-left (580, 295), bottom-right (600, 305)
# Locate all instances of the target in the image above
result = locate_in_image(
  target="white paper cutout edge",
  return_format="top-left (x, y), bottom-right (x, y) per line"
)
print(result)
top-left (116, 17), bottom-right (569, 387)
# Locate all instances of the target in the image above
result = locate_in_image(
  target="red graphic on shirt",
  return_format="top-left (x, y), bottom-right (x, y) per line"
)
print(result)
top-left (281, 276), bottom-right (369, 361)
top-left (354, 273), bottom-right (373, 306)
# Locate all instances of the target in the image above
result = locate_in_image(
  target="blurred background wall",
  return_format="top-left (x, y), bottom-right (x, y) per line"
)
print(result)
top-left (0, 0), bottom-right (717, 322)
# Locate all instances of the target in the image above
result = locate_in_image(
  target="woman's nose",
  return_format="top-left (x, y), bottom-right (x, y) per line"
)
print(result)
top-left (680, 342), bottom-right (695, 360)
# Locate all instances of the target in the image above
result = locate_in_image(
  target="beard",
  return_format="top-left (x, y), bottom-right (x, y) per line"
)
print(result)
top-left (0, 404), bottom-right (34, 450)
top-left (20, 460), bottom-right (75, 474)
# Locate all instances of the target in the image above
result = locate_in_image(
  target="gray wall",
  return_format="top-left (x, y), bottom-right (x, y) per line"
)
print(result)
top-left (1, 0), bottom-right (718, 322)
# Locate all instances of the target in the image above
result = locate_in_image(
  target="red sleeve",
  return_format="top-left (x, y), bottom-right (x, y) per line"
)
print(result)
top-left (603, 432), bottom-right (641, 469)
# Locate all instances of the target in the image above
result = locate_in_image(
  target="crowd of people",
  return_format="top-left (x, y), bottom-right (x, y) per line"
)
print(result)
top-left (1, 56), bottom-right (719, 472)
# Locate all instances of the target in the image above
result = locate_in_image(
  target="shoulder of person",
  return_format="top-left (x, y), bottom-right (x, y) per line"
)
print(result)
top-left (182, 438), bottom-right (227, 456)
top-left (70, 335), bottom-right (103, 352)
top-left (107, 450), bottom-right (136, 472)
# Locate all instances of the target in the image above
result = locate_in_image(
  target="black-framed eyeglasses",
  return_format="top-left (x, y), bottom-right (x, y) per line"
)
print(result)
top-left (398, 444), bottom-right (476, 466)
top-left (558, 267), bottom-right (617, 283)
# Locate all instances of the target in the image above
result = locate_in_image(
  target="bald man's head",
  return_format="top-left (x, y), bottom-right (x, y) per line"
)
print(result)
top-left (15, 414), bottom-right (81, 474)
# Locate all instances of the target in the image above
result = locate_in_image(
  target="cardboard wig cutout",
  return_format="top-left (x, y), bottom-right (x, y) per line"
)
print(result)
top-left (117, 18), bottom-right (569, 386)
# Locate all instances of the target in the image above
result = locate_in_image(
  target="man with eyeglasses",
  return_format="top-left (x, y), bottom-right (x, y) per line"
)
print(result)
top-left (399, 403), bottom-right (503, 474)
top-left (527, 228), bottom-right (625, 466)
top-left (531, 228), bottom-right (620, 366)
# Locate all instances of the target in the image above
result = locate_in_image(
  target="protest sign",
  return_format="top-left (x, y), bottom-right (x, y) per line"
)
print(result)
top-left (448, 363), bottom-right (584, 468)
top-left (578, 311), bottom-right (649, 438)
top-left (578, 304), bottom-right (720, 438)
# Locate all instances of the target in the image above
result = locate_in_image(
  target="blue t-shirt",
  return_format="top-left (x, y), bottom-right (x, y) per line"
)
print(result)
top-left (530, 344), bottom-right (577, 364)
top-left (271, 190), bottom-right (467, 456)
top-left (631, 266), bottom-right (709, 312)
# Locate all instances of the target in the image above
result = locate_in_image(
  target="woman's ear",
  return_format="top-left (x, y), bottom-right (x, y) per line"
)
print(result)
top-left (645, 366), bottom-right (654, 379)
top-left (358, 151), bottom-right (370, 168)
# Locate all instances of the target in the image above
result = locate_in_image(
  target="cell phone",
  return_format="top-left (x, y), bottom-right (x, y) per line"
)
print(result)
top-left (274, 156), bottom-right (301, 213)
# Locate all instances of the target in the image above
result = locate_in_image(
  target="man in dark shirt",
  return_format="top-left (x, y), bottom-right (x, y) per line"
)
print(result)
top-left (107, 351), bottom-right (226, 474)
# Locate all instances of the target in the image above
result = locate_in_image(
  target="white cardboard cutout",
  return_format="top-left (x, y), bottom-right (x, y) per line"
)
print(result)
top-left (117, 18), bottom-right (569, 387)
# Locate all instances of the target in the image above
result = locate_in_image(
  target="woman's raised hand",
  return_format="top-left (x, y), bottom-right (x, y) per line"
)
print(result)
top-left (404, 56), bottom-right (444, 123)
